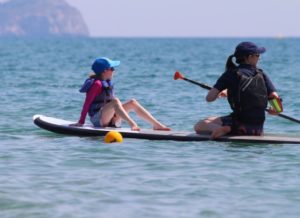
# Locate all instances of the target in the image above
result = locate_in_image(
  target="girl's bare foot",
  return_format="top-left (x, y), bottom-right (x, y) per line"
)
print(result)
top-left (211, 126), bottom-right (231, 139)
top-left (153, 124), bottom-right (171, 131)
top-left (131, 125), bottom-right (140, 131)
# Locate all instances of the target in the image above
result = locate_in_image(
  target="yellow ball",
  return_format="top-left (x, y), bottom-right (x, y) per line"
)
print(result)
top-left (104, 131), bottom-right (123, 143)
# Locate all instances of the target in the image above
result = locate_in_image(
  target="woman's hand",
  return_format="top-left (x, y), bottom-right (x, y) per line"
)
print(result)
top-left (69, 122), bottom-right (83, 127)
top-left (269, 91), bottom-right (279, 99)
top-left (218, 89), bottom-right (228, 98)
top-left (268, 92), bottom-right (283, 114)
top-left (266, 108), bottom-right (280, 115)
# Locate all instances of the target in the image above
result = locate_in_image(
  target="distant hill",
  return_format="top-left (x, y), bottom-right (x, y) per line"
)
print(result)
top-left (0, 0), bottom-right (89, 37)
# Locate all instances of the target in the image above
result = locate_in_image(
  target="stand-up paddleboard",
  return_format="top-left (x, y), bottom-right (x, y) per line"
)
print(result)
top-left (33, 115), bottom-right (300, 144)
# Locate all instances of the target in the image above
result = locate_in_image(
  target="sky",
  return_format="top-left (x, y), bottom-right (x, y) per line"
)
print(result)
top-left (1, 0), bottom-right (300, 37)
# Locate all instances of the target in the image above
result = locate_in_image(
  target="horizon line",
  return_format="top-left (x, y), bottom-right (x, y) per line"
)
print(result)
top-left (1, 35), bottom-right (300, 39)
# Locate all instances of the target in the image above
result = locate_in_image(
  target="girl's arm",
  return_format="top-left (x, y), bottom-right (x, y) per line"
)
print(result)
top-left (70, 82), bottom-right (102, 126)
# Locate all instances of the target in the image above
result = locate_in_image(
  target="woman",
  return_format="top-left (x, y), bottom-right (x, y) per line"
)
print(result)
top-left (70, 57), bottom-right (170, 131)
top-left (194, 42), bottom-right (281, 139)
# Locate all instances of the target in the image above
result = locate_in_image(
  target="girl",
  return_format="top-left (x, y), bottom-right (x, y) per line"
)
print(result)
top-left (70, 57), bottom-right (170, 131)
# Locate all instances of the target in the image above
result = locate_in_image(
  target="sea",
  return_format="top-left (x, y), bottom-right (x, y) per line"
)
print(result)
top-left (1, 37), bottom-right (300, 218)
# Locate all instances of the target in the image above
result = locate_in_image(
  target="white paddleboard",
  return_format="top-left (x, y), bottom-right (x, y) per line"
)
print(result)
top-left (33, 115), bottom-right (300, 144)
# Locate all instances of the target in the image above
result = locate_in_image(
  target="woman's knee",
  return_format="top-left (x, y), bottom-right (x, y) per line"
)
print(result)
top-left (194, 118), bottom-right (217, 132)
top-left (194, 120), bottom-right (206, 132)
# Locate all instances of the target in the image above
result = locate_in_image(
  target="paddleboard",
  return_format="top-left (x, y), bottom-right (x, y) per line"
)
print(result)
top-left (33, 115), bottom-right (300, 144)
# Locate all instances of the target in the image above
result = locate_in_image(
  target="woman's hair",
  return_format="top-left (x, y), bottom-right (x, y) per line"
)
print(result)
top-left (225, 55), bottom-right (236, 71)
top-left (225, 55), bottom-right (246, 71)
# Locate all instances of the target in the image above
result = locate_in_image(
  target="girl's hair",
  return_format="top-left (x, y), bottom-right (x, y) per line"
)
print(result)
top-left (89, 72), bottom-right (103, 80)
top-left (225, 55), bottom-right (245, 71)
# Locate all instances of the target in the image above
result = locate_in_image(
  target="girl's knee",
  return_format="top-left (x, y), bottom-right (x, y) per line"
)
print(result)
top-left (127, 98), bottom-right (140, 107)
top-left (111, 97), bottom-right (122, 105)
top-left (129, 98), bottom-right (138, 104)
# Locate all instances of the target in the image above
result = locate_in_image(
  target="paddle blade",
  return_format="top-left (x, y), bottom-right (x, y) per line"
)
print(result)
top-left (174, 71), bottom-right (185, 80)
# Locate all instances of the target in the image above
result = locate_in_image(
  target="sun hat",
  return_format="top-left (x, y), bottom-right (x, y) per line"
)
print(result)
top-left (91, 57), bottom-right (120, 75)
top-left (234, 42), bottom-right (266, 58)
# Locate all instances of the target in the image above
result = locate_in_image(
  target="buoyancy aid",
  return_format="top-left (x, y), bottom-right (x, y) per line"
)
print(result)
top-left (227, 68), bottom-right (268, 124)
top-left (79, 78), bottom-right (114, 117)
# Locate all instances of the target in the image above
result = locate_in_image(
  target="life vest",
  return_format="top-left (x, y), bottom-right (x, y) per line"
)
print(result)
top-left (227, 68), bottom-right (268, 123)
top-left (79, 78), bottom-right (114, 117)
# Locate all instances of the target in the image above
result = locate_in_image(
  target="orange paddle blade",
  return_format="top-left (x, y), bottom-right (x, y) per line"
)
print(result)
top-left (174, 71), bottom-right (185, 80)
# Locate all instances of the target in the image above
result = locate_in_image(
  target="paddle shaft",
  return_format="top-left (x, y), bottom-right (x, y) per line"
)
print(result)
top-left (183, 78), bottom-right (211, 90)
top-left (276, 113), bottom-right (300, 123)
top-left (182, 76), bottom-right (300, 124)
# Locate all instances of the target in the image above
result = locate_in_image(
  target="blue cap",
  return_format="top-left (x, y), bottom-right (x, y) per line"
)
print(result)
top-left (91, 57), bottom-right (120, 75)
top-left (234, 42), bottom-right (266, 58)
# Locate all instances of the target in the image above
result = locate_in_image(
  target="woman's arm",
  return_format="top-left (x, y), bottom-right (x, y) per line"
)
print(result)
top-left (206, 88), bottom-right (221, 102)
top-left (209, 70), bottom-right (232, 102)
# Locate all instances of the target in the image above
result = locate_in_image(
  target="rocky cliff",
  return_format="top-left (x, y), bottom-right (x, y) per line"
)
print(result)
top-left (0, 0), bottom-right (89, 37)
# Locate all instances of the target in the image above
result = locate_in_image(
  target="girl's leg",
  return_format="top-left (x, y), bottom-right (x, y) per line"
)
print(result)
top-left (101, 98), bottom-right (139, 131)
top-left (194, 116), bottom-right (231, 139)
top-left (122, 99), bottom-right (171, 131)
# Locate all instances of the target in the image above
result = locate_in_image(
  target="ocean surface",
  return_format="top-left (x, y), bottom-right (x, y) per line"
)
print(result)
top-left (1, 37), bottom-right (300, 218)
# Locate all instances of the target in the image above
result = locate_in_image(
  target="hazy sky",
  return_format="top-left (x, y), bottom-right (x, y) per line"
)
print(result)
top-left (1, 0), bottom-right (300, 37)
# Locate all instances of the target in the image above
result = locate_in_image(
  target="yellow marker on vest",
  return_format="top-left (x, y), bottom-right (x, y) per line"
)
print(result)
top-left (104, 131), bottom-right (123, 143)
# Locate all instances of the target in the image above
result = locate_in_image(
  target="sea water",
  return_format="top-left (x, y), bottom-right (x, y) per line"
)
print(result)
top-left (1, 38), bottom-right (300, 218)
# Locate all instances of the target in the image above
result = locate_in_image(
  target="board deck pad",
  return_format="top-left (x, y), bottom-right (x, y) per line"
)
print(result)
top-left (33, 115), bottom-right (300, 144)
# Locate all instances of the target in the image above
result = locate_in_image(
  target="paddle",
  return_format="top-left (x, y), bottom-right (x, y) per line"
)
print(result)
top-left (174, 71), bottom-right (300, 124)
top-left (174, 71), bottom-right (211, 90)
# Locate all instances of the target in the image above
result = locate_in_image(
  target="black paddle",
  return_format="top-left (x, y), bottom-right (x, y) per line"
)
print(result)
top-left (174, 71), bottom-right (300, 124)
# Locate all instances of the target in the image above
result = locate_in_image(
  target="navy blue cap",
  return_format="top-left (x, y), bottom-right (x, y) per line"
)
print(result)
top-left (91, 57), bottom-right (120, 75)
top-left (234, 42), bottom-right (266, 58)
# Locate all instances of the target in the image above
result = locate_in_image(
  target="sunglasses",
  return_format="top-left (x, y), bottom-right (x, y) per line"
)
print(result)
top-left (110, 67), bottom-right (115, 71)
top-left (253, 54), bottom-right (260, 57)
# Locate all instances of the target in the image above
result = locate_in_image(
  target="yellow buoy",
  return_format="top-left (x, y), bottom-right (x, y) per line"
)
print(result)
top-left (104, 131), bottom-right (123, 143)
